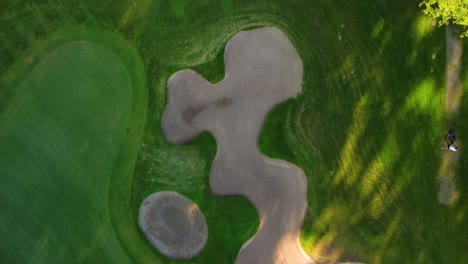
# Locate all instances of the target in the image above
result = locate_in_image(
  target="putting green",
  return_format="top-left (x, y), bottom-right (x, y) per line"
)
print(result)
top-left (0, 29), bottom-right (146, 263)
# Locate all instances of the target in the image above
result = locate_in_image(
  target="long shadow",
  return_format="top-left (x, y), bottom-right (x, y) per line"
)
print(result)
top-left (256, 0), bottom-right (464, 263)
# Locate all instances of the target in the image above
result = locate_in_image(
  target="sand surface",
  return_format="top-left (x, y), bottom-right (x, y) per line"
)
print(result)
top-left (139, 191), bottom-right (208, 259)
top-left (162, 27), bottom-right (312, 264)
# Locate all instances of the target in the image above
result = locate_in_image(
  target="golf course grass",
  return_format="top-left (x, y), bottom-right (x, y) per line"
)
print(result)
top-left (0, 28), bottom-right (146, 263)
top-left (1, 0), bottom-right (468, 263)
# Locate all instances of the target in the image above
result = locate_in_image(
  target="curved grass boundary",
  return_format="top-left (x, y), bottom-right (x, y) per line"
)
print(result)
top-left (3, 1), bottom-right (468, 263)
top-left (129, 14), bottom-right (300, 264)
top-left (0, 26), bottom-right (147, 263)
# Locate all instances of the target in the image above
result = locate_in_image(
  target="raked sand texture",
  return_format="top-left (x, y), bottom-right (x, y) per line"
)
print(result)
top-left (162, 27), bottom-right (313, 264)
top-left (139, 191), bottom-right (208, 259)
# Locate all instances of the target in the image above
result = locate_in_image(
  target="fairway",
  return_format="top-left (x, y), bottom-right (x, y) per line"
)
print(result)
top-left (1, 1), bottom-right (468, 264)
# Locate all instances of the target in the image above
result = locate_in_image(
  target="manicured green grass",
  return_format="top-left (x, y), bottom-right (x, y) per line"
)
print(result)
top-left (1, 1), bottom-right (468, 264)
top-left (0, 30), bottom-right (145, 263)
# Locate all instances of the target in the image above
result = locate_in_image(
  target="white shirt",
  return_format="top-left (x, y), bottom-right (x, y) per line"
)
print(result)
top-left (449, 145), bottom-right (458, 152)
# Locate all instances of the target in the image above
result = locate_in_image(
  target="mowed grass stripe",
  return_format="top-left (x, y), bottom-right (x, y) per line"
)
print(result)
top-left (0, 41), bottom-right (133, 263)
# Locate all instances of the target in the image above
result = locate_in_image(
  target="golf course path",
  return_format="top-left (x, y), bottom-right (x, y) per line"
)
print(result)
top-left (162, 27), bottom-right (313, 264)
top-left (438, 25), bottom-right (463, 205)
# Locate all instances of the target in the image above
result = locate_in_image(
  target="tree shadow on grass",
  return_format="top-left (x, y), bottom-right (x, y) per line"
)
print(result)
top-left (256, 1), bottom-right (468, 263)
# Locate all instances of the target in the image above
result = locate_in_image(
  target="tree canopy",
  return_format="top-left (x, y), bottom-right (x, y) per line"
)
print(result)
top-left (420, 0), bottom-right (468, 37)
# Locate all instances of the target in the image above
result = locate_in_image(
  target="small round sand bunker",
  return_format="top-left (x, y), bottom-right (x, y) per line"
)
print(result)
top-left (139, 191), bottom-right (208, 259)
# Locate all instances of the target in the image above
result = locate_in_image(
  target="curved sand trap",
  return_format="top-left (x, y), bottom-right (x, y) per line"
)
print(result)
top-left (139, 191), bottom-right (208, 259)
top-left (162, 27), bottom-right (312, 264)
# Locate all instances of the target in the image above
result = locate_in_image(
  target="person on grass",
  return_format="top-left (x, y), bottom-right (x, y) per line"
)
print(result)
top-left (447, 129), bottom-right (456, 145)
top-left (444, 129), bottom-right (458, 152)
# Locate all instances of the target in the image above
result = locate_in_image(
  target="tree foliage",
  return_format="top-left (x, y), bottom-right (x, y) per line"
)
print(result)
top-left (420, 0), bottom-right (468, 37)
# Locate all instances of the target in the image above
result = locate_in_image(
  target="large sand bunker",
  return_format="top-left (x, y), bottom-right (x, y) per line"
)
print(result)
top-left (139, 191), bottom-right (208, 259)
top-left (162, 27), bottom-right (312, 264)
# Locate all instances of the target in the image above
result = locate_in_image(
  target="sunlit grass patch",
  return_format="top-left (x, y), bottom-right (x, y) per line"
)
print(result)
top-left (399, 78), bottom-right (444, 127)
top-left (359, 135), bottom-right (399, 198)
top-left (334, 94), bottom-right (370, 187)
top-left (413, 14), bottom-right (434, 41)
